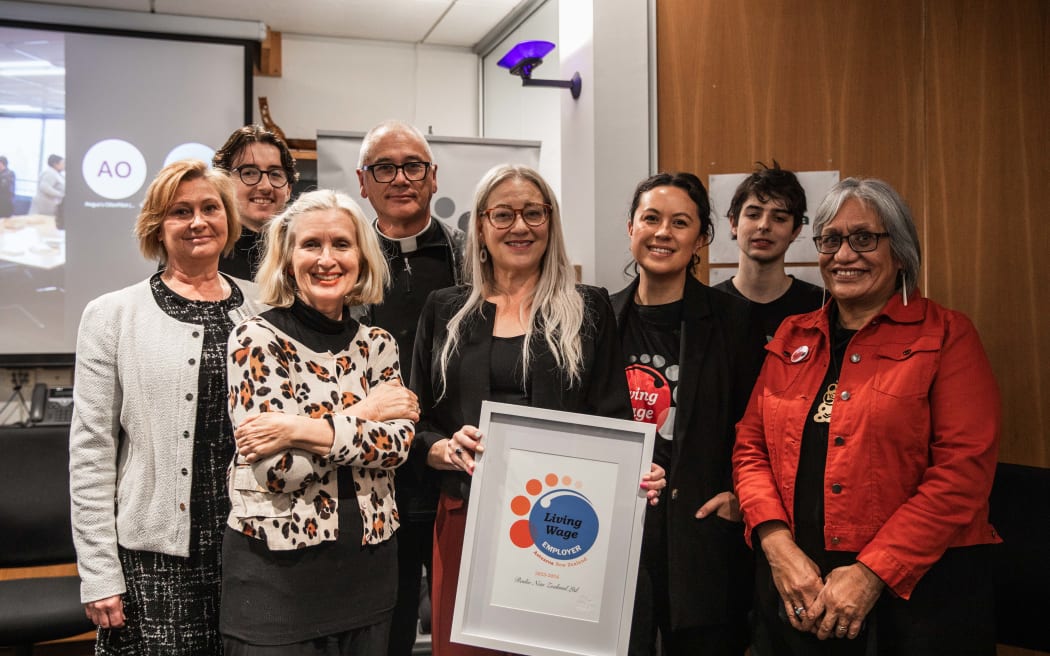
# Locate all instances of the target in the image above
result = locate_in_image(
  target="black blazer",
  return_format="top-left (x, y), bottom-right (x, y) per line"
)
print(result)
top-left (411, 284), bottom-right (632, 501)
top-left (611, 274), bottom-right (764, 629)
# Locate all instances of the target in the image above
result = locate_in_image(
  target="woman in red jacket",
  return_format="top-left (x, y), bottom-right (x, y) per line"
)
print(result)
top-left (733, 177), bottom-right (1001, 655)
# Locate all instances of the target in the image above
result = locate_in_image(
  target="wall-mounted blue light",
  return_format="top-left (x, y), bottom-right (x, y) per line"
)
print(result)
top-left (497, 40), bottom-right (582, 100)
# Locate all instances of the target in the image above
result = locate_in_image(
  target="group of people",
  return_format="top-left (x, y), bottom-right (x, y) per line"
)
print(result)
top-left (0, 153), bottom-right (65, 219)
top-left (68, 120), bottom-right (1002, 656)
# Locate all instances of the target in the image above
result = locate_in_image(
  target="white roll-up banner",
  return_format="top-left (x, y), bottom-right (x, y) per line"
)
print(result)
top-left (318, 130), bottom-right (541, 233)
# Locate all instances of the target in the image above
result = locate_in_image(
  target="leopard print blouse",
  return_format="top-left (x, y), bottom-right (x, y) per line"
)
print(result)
top-left (226, 315), bottom-right (414, 550)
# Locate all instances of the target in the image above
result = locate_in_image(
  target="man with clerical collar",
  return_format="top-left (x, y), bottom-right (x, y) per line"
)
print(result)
top-left (356, 119), bottom-right (463, 656)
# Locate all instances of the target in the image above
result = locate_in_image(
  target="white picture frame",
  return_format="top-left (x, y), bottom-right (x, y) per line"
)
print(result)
top-left (450, 401), bottom-right (657, 656)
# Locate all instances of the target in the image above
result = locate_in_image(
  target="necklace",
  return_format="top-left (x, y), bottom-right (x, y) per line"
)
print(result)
top-left (813, 320), bottom-right (853, 423)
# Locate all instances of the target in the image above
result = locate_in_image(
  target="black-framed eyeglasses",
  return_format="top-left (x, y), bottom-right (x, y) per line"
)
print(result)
top-left (362, 161), bottom-right (432, 183)
top-left (482, 203), bottom-right (551, 229)
top-left (232, 165), bottom-right (290, 188)
top-left (813, 231), bottom-right (890, 254)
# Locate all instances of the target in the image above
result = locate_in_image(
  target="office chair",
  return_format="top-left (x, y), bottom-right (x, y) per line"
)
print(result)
top-left (0, 425), bottom-right (94, 655)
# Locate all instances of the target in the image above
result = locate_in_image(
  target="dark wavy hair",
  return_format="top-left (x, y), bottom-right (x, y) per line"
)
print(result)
top-left (625, 171), bottom-right (714, 276)
top-left (726, 160), bottom-right (806, 231)
top-left (212, 125), bottom-right (299, 184)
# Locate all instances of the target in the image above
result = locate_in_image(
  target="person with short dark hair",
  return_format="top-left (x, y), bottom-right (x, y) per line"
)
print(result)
top-left (212, 125), bottom-right (299, 279)
top-left (612, 172), bottom-right (763, 656)
top-left (715, 162), bottom-right (824, 341)
top-left (355, 120), bottom-right (463, 656)
top-left (0, 155), bottom-right (15, 218)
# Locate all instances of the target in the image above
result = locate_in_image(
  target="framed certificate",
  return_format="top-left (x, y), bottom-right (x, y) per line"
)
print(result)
top-left (451, 401), bottom-right (657, 656)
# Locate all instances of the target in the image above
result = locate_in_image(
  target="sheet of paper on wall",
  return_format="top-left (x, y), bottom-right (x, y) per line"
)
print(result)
top-left (707, 170), bottom-right (840, 265)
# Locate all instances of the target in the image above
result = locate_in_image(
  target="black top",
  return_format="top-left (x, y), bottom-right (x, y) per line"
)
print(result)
top-left (621, 299), bottom-right (682, 469)
top-left (490, 334), bottom-right (529, 405)
top-left (714, 276), bottom-right (825, 343)
top-left (411, 284), bottom-right (632, 501)
top-left (611, 275), bottom-right (765, 629)
top-left (794, 309), bottom-right (857, 574)
top-left (219, 298), bottom-right (396, 645)
top-left (361, 219), bottom-right (462, 520)
top-left (218, 227), bottom-right (264, 281)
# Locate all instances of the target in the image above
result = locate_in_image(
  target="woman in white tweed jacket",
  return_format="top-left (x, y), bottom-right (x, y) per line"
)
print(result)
top-left (70, 160), bottom-right (263, 654)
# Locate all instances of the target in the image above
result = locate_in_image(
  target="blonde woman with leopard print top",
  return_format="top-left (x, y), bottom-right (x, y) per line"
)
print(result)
top-left (221, 189), bottom-right (418, 655)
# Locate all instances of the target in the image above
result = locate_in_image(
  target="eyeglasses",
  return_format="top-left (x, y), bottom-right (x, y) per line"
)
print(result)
top-left (232, 165), bottom-right (290, 188)
top-left (482, 203), bottom-right (551, 229)
top-left (361, 161), bottom-right (432, 183)
top-left (813, 231), bottom-right (890, 254)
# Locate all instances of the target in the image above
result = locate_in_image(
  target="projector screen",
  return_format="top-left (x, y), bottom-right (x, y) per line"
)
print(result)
top-left (0, 23), bottom-right (251, 366)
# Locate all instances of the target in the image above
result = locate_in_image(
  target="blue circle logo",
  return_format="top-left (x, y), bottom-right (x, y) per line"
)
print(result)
top-left (528, 489), bottom-right (599, 560)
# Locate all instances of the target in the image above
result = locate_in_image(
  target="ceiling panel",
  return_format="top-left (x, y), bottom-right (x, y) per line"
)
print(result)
top-left (424, 0), bottom-right (524, 46)
top-left (11, 0), bottom-right (528, 47)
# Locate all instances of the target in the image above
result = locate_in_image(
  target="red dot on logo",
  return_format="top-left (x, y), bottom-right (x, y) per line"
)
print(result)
top-left (525, 479), bottom-right (542, 495)
top-left (510, 519), bottom-right (532, 548)
top-left (545, 473), bottom-right (558, 487)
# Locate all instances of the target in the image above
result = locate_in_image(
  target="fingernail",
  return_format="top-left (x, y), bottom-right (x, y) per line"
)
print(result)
top-left (639, 482), bottom-right (649, 489)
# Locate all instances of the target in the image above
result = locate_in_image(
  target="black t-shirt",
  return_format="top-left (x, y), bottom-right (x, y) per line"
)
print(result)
top-left (620, 299), bottom-right (682, 470)
top-left (490, 334), bottom-right (530, 405)
top-left (715, 276), bottom-right (824, 343)
top-left (794, 312), bottom-right (857, 575)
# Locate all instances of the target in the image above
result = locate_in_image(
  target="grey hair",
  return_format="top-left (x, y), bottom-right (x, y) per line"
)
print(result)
top-left (357, 120), bottom-right (434, 168)
top-left (812, 177), bottom-right (921, 294)
top-left (256, 189), bottom-right (389, 308)
top-left (437, 164), bottom-right (584, 397)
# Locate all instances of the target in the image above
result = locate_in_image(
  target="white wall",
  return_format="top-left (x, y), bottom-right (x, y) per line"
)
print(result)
top-left (480, 1), bottom-right (651, 288)
top-left (481, 0), bottom-right (561, 199)
top-left (255, 34), bottom-right (480, 138)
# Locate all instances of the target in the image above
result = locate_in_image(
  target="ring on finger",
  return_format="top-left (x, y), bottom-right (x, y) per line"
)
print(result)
top-left (793, 606), bottom-right (805, 618)
top-left (836, 624), bottom-right (848, 634)
top-left (454, 446), bottom-right (463, 457)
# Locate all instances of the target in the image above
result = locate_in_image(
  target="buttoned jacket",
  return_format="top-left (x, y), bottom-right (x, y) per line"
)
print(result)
top-left (733, 292), bottom-right (1002, 598)
top-left (611, 275), bottom-right (764, 629)
top-left (70, 276), bottom-right (263, 603)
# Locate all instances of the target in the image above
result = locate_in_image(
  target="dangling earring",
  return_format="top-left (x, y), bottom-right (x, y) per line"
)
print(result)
top-left (479, 245), bottom-right (488, 264)
top-left (901, 271), bottom-right (909, 306)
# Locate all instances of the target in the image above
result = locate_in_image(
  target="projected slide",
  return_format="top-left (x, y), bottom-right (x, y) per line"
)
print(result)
top-left (0, 25), bottom-right (247, 363)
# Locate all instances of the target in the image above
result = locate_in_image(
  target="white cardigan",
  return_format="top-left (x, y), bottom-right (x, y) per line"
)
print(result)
top-left (69, 276), bottom-right (263, 604)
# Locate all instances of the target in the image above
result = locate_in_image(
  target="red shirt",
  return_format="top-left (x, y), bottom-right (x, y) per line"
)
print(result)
top-left (732, 293), bottom-right (1002, 598)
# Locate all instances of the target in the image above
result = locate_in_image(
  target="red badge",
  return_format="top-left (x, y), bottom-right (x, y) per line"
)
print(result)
top-left (790, 345), bottom-right (810, 363)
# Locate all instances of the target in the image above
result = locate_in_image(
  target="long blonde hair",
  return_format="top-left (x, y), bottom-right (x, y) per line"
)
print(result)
top-left (438, 165), bottom-right (584, 396)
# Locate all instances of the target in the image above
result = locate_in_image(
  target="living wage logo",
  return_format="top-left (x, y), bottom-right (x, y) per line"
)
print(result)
top-left (508, 473), bottom-right (599, 561)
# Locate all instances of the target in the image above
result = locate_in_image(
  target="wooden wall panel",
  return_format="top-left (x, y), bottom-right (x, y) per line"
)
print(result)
top-left (924, 0), bottom-right (1050, 466)
top-left (658, 0), bottom-right (1049, 469)
top-left (656, 0), bottom-right (924, 198)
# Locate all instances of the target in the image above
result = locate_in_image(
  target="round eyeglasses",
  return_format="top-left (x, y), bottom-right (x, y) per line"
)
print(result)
top-left (482, 203), bottom-right (551, 229)
top-left (232, 165), bottom-right (290, 188)
top-left (362, 162), bottom-right (432, 183)
top-left (813, 231), bottom-right (890, 254)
